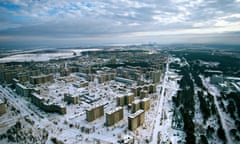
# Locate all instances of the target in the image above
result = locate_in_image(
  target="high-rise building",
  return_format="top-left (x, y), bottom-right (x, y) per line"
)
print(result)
top-left (140, 98), bottom-right (150, 111)
top-left (116, 95), bottom-right (125, 106)
top-left (131, 100), bottom-right (141, 113)
top-left (128, 110), bottom-right (145, 131)
top-left (125, 93), bottom-right (134, 105)
top-left (86, 104), bottom-right (104, 122)
top-left (117, 93), bottom-right (135, 106)
top-left (0, 99), bottom-right (6, 116)
top-left (140, 90), bottom-right (148, 99)
top-left (149, 84), bottom-right (157, 94)
top-left (105, 107), bottom-right (123, 126)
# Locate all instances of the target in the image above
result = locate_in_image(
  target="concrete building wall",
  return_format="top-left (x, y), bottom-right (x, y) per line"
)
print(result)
top-left (16, 83), bottom-right (31, 97)
top-left (131, 100), bottom-right (141, 113)
top-left (149, 84), bottom-right (157, 94)
top-left (140, 98), bottom-right (150, 111)
top-left (125, 93), bottom-right (134, 105)
top-left (117, 96), bottom-right (125, 106)
top-left (30, 74), bottom-right (53, 84)
top-left (64, 94), bottom-right (79, 104)
top-left (31, 93), bottom-right (66, 115)
top-left (106, 107), bottom-right (123, 126)
top-left (86, 104), bottom-right (104, 122)
top-left (128, 110), bottom-right (145, 131)
top-left (140, 90), bottom-right (148, 99)
top-left (0, 100), bottom-right (6, 116)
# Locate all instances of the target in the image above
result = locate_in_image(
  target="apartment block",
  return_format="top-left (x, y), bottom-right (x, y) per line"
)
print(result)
top-left (16, 83), bottom-right (31, 97)
top-left (64, 93), bottom-right (79, 104)
top-left (125, 93), bottom-right (134, 105)
top-left (131, 100), bottom-right (141, 113)
top-left (131, 84), bottom-right (157, 97)
top-left (140, 98), bottom-right (150, 111)
top-left (30, 74), bottom-right (53, 84)
top-left (140, 90), bottom-right (148, 99)
top-left (0, 99), bottom-right (6, 116)
top-left (86, 104), bottom-right (104, 122)
top-left (128, 110), bottom-right (145, 131)
top-left (105, 107), bottom-right (123, 126)
top-left (149, 84), bottom-right (157, 94)
top-left (31, 93), bottom-right (66, 115)
top-left (116, 93), bottom-right (135, 107)
top-left (116, 95), bottom-right (125, 106)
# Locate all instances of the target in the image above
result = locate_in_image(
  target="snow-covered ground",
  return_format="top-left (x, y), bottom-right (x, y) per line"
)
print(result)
top-left (0, 74), bottom-right (138, 143)
top-left (0, 56), bottom-right (187, 143)
top-left (149, 57), bottom-right (185, 144)
top-left (201, 76), bottom-right (233, 144)
top-left (0, 49), bottom-right (100, 63)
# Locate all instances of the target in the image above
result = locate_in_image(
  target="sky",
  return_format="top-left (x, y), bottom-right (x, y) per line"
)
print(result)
top-left (0, 0), bottom-right (240, 49)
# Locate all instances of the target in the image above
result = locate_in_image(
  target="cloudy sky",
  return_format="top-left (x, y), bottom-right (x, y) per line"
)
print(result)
top-left (0, 0), bottom-right (240, 49)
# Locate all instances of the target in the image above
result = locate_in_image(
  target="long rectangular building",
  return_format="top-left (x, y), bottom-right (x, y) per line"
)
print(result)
top-left (30, 74), bottom-right (53, 84)
top-left (31, 93), bottom-right (66, 115)
top-left (16, 83), bottom-right (32, 97)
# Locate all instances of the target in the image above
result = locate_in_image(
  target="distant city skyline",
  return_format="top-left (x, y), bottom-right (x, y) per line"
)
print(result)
top-left (0, 0), bottom-right (240, 49)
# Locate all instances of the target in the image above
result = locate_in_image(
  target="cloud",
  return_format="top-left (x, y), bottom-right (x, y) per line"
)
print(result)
top-left (0, 0), bottom-right (240, 48)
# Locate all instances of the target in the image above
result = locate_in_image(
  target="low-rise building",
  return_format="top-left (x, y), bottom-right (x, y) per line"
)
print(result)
top-left (31, 93), bottom-right (66, 115)
top-left (64, 93), bottom-right (79, 104)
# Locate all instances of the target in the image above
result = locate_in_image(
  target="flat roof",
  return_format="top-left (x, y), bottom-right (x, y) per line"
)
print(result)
top-left (126, 93), bottom-right (134, 96)
top-left (32, 92), bottom-right (44, 100)
top-left (141, 98), bottom-right (150, 102)
top-left (128, 109), bottom-right (144, 119)
top-left (132, 99), bottom-right (141, 104)
top-left (31, 74), bottom-right (52, 79)
top-left (86, 103), bottom-right (105, 111)
top-left (106, 107), bottom-right (123, 115)
top-left (16, 83), bottom-right (27, 89)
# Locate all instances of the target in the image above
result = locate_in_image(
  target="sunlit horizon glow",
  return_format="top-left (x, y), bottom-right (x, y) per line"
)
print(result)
top-left (0, 0), bottom-right (240, 49)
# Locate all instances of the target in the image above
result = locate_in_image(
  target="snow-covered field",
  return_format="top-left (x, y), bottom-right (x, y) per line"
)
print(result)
top-left (0, 49), bottom-right (100, 63)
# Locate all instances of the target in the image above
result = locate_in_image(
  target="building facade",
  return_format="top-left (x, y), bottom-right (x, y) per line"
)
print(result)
top-left (105, 107), bottom-right (123, 126)
top-left (86, 104), bottom-right (104, 122)
top-left (128, 110), bottom-right (145, 131)
top-left (0, 100), bottom-right (6, 116)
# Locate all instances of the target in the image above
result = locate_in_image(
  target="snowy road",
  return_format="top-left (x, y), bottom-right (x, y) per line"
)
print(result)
top-left (151, 59), bottom-right (169, 144)
top-left (0, 86), bottom-right (41, 123)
